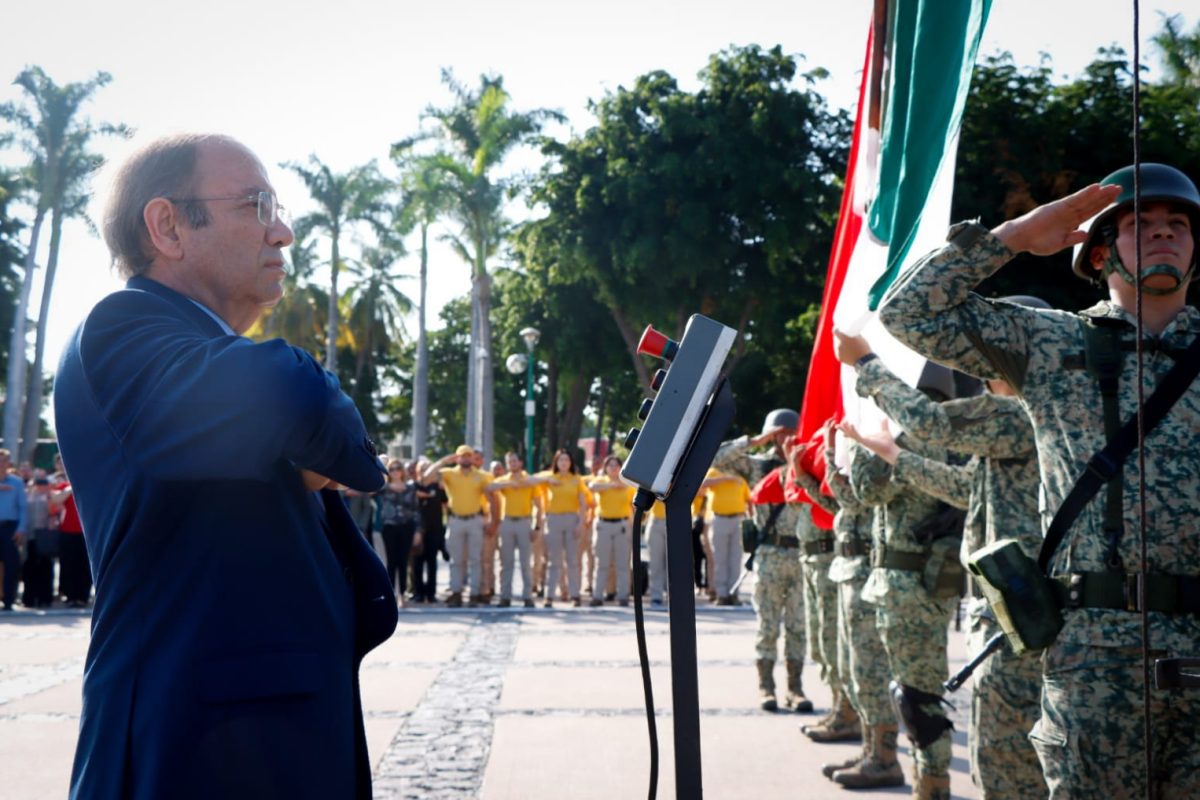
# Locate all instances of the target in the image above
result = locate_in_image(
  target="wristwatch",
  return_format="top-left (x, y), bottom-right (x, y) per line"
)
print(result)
top-left (946, 220), bottom-right (989, 252)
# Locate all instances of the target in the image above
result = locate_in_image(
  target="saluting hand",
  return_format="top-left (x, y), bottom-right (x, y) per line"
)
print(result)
top-left (991, 183), bottom-right (1122, 257)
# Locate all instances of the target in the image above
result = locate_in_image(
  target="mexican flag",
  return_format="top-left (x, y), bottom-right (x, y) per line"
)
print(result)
top-left (776, 0), bottom-right (992, 515)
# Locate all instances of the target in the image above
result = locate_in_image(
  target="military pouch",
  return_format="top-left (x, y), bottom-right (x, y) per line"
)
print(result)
top-left (968, 538), bottom-right (1063, 655)
top-left (922, 536), bottom-right (965, 599)
top-left (741, 519), bottom-right (759, 554)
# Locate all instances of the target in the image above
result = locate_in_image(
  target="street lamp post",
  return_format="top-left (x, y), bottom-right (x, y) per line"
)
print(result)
top-left (519, 327), bottom-right (540, 472)
top-left (505, 327), bottom-right (541, 473)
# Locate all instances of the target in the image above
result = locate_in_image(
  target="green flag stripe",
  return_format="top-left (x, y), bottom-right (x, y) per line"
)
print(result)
top-left (866, 0), bottom-right (992, 310)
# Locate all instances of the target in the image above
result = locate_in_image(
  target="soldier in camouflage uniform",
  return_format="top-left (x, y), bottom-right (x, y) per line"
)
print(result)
top-left (818, 430), bottom-right (901, 787)
top-left (841, 331), bottom-right (1047, 799)
top-left (713, 408), bottom-right (812, 713)
top-left (788, 445), bottom-right (855, 742)
top-left (841, 392), bottom-right (958, 799)
top-left (879, 165), bottom-right (1200, 797)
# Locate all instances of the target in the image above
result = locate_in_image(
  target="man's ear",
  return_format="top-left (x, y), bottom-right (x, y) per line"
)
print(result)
top-left (1088, 244), bottom-right (1108, 274)
top-left (143, 198), bottom-right (185, 262)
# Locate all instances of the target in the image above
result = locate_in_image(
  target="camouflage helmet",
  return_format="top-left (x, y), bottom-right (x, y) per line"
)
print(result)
top-left (761, 408), bottom-right (798, 435)
top-left (1071, 163), bottom-right (1200, 284)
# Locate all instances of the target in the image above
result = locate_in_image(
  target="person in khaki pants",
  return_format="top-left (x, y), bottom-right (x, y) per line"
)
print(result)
top-left (587, 456), bottom-right (637, 606)
top-left (704, 467), bottom-right (751, 605)
top-left (531, 450), bottom-right (590, 607)
top-left (490, 452), bottom-right (544, 607)
top-left (420, 445), bottom-right (493, 607)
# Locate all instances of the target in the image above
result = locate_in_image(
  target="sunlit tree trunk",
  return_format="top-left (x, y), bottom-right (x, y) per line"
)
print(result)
top-left (4, 204), bottom-right (46, 453)
top-left (411, 223), bottom-right (431, 457)
top-left (20, 204), bottom-right (64, 462)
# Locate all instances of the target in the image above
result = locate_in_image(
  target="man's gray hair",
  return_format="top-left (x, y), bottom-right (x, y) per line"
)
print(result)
top-left (103, 133), bottom-right (238, 279)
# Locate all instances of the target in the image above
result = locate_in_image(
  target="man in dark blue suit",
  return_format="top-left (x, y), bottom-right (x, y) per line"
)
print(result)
top-left (55, 133), bottom-right (397, 799)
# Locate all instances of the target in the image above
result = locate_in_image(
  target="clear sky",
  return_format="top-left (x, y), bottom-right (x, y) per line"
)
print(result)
top-left (0, 0), bottom-right (1191, 431)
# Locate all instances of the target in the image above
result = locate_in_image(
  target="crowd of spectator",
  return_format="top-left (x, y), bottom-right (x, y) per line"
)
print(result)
top-left (351, 446), bottom-right (749, 610)
top-left (0, 450), bottom-right (90, 612)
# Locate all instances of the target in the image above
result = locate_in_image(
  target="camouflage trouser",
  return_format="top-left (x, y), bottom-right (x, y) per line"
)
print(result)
top-left (1031, 642), bottom-right (1200, 799)
top-left (877, 584), bottom-right (957, 778)
top-left (753, 545), bottom-right (805, 662)
top-left (803, 554), bottom-right (838, 686)
top-left (840, 576), bottom-right (893, 725)
top-left (966, 605), bottom-right (1046, 799)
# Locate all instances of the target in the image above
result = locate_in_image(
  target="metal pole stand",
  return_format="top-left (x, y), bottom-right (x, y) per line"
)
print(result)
top-left (663, 378), bottom-right (735, 800)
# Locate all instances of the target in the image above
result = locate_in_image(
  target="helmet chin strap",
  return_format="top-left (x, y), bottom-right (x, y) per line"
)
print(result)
top-left (1100, 234), bottom-right (1192, 297)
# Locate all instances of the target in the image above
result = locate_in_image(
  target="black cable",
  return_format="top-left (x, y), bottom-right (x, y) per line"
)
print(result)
top-left (631, 488), bottom-right (659, 800)
top-left (1130, 4), bottom-right (1154, 798)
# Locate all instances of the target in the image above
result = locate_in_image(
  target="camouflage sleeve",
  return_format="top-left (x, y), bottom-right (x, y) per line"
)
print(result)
top-left (791, 466), bottom-right (839, 515)
top-left (878, 224), bottom-right (1041, 392)
top-left (942, 394), bottom-right (1035, 459)
top-left (824, 439), bottom-right (861, 510)
top-left (848, 440), bottom-right (897, 507)
top-left (712, 435), bottom-right (766, 485)
top-left (854, 357), bottom-right (952, 444)
top-left (892, 450), bottom-right (973, 510)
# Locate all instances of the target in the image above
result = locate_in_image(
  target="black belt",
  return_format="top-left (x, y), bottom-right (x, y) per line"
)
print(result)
top-left (714, 513), bottom-right (744, 518)
top-left (599, 516), bottom-right (628, 522)
top-left (762, 534), bottom-right (800, 549)
top-left (835, 539), bottom-right (869, 558)
top-left (1054, 572), bottom-right (1200, 614)
top-left (803, 536), bottom-right (835, 556)
top-left (450, 512), bottom-right (482, 519)
top-left (870, 545), bottom-right (927, 572)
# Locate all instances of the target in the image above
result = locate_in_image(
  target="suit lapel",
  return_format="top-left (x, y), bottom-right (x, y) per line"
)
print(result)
top-left (127, 276), bottom-right (229, 339)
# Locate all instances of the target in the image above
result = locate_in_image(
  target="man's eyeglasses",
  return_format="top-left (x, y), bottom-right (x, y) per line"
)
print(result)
top-left (169, 190), bottom-right (289, 227)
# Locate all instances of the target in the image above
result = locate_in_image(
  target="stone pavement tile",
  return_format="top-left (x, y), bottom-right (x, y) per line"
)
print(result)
top-left (696, 632), bottom-right (756, 661)
top-left (360, 666), bottom-right (439, 713)
top-left (0, 720), bottom-right (76, 800)
top-left (363, 634), bottom-right (466, 666)
top-left (483, 712), bottom-right (977, 798)
top-left (512, 628), bottom-right (672, 663)
top-left (2, 678), bottom-right (81, 715)
top-left (365, 717), bottom-right (405, 774)
top-left (0, 636), bottom-right (89, 665)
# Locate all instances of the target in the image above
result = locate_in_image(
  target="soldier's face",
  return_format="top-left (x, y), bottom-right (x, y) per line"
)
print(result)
top-left (1096, 203), bottom-right (1195, 293)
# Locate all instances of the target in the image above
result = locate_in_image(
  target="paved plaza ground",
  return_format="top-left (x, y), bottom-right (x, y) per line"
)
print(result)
top-left (0, 584), bottom-right (981, 800)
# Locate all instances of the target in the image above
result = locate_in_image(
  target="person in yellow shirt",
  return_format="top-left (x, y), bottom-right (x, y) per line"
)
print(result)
top-left (587, 456), bottom-right (637, 607)
top-left (489, 452), bottom-right (544, 608)
top-left (481, 459), bottom-right (506, 600)
top-left (704, 468), bottom-right (752, 605)
top-left (578, 470), bottom-right (598, 597)
top-left (531, 449), bottom-right (590, 608)
top-left (644, 492), bottom-right (706, 608)
top-left (420, 445), bottom-right (493, 607)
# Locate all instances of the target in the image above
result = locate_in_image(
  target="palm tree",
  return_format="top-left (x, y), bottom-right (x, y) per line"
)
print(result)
top-left (392, 154), bottom-right (452, 457)
top-left (248, 238), bottom-right (327, 357)
top-left (0, 66), bottom-right (126, 456)
top-left (343, 241), bottom-right (413, 389)
top-left (1154, 13), bottom-right (1200, 90)
top-left (412, 70), bottom-right (561, 459)
top-left (19, 142), bottom-right (91, 460)
top-left (281, 156), bottom-right (391, 373)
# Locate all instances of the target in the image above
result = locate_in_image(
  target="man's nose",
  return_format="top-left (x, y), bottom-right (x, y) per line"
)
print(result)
top-left (268, 217), bottom-right (295, 248)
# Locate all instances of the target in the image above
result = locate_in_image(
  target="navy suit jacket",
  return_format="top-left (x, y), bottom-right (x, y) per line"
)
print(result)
top-left (55, 276), bottom-right (397, 799)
